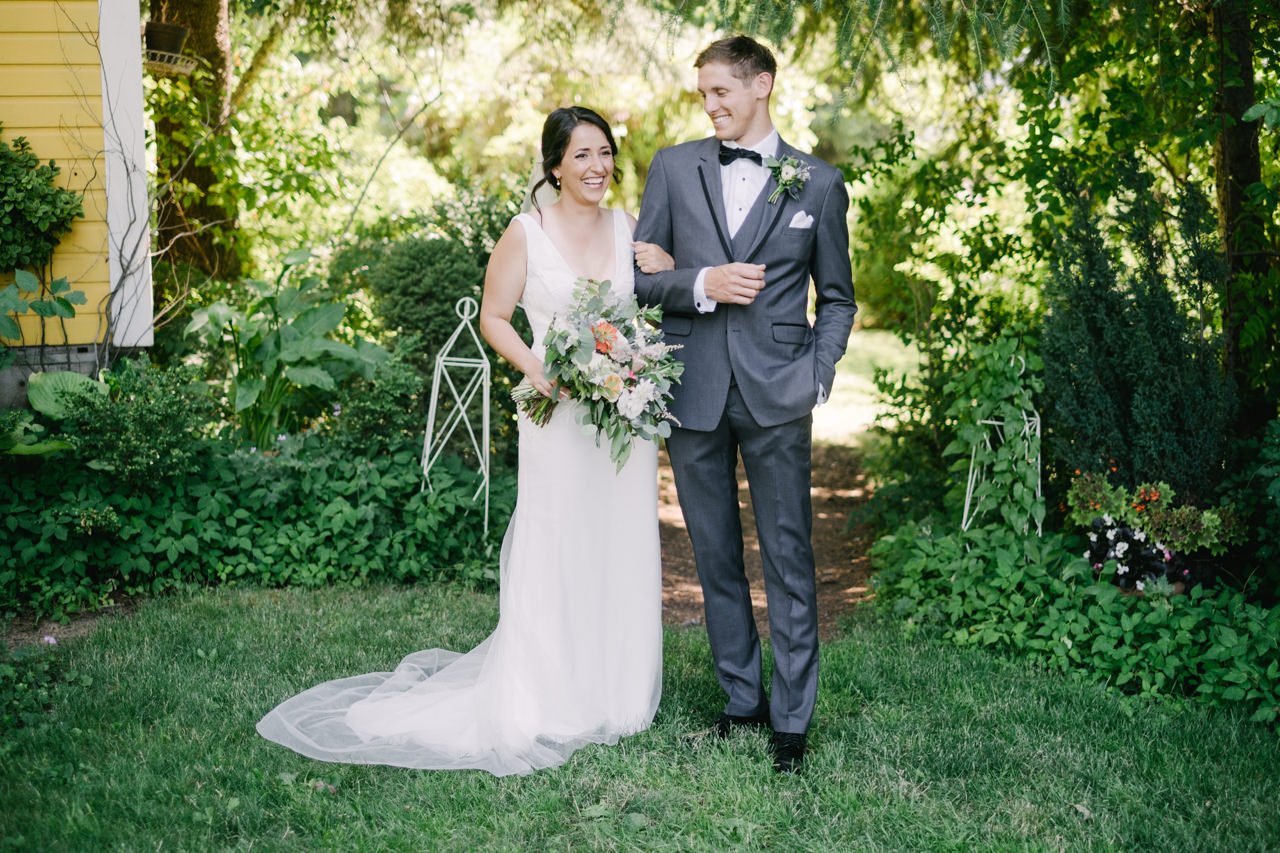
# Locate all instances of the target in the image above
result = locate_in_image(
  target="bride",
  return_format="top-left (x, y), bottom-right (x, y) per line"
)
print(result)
top-left (256, 106), bottom-right (674, 776)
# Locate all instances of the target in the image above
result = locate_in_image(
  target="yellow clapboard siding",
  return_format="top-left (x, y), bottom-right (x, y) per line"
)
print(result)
top-left (5, 312), bottom-right (108, 347)
top-left (58, 220), bottom-right (112, 254)
top-left (0, 65), bottom-right (103, 99)
top-left (3, 2), bottom-right (101, 34)
top-left (47, 250), bottom-right (112, 286)
top-left (9, 128), bottom-right (108, 164)
top-left (75, 187), bottom-right (110, 219)
top-left (0, 96), bottom-right (104, 128)
top-left (0, 32), bottom-right (102, 65)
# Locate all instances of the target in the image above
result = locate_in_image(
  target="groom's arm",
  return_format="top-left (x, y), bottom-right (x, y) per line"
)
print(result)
top-left (809, 171), bottom-right (858, 391)
top-left (635, 150), bottom-right (767, 315)
top-left (633, 150), bottom-right (701, 316)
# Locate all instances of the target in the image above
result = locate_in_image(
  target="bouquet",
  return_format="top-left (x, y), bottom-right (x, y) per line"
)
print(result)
top-left (510, 277), bottom-right (684, 470)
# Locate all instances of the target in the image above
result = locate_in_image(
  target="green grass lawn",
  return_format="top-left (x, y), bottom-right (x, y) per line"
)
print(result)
top-left (3, 584), bottom-right (1277, 851)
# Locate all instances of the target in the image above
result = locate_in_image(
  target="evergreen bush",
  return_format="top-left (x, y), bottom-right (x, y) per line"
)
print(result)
top-left (367, 235), bottom-right (483, 360)
top-left (1040, 159), bottom-right (1236, 506)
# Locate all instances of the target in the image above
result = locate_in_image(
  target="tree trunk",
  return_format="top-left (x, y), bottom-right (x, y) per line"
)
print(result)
top-left (154, 0), bottom-right (242, 280)
top-left (1211, 0), bottom-right (1273, 432)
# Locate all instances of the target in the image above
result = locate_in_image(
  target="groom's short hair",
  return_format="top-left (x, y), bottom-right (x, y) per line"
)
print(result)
top-left (695, 35), bottom-right (777, 83)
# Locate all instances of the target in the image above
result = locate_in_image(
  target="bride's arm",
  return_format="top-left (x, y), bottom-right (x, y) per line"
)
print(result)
top-left (480, 222), bottom-right (554, 398)
top-left (626, 212), bottom-right (675, 274)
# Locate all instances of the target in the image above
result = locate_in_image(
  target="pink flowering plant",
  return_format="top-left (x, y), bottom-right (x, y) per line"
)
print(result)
top-left (511, 277), bottom-right (683, 470)
top-left (1065, 472), bottom-right (1243, 592)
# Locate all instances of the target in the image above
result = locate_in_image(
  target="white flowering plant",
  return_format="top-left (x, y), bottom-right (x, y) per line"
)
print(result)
top-left (1066, 472), bottom-right (1243, 592)
top-left (511, 277), bottom-right (683, 470)
top-left (764, 154), bottom-right (812, 204)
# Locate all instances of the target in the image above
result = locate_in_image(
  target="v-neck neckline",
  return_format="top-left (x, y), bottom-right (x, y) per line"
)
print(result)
top-left (527, 208), bottom-right (617, 282)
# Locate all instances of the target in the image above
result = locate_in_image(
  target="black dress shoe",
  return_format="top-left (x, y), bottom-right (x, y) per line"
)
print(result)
top-left (772, 732), bottom-right (807, 773)
top-left (714, 711), bottom-right (771, 739)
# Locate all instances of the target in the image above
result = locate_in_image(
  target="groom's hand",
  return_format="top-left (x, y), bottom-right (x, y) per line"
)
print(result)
top-left (705, 263), bottom-right (766, 305)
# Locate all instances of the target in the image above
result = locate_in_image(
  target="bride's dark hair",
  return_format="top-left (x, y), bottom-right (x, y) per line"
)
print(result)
top-left (530, 106), bottom-right (622, 211)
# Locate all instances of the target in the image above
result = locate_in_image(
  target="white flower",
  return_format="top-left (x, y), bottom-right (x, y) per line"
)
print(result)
top-left (1117, 564), bottom-right (1128, 575)
top-left (1106, 528), bottom-right (1117, 541)
top-left (616, 389), bottom-right (647, 421)
top-left (1088, 532), bottom-right (1097, 543)
top-left (1133, 529), bottom-right (1147, 542)
top-left (1102, 514), bottom-right (1114, 526)
top-left (632, 378), bottom-right (658, 404)
top-left (1135, 580), bottom-right (1145, 591)
top-left (1114, 541), bottom-right (1129, 557)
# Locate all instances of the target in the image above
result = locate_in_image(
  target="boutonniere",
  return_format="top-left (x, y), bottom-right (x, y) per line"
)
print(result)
top-left (764, 155), bottom-right (812, 204)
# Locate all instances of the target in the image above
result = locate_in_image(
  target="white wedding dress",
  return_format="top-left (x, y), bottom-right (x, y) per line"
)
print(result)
top-left (256, 208), bottom-right (662, 776)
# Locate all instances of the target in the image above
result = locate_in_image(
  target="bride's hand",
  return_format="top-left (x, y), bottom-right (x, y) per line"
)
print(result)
top-left (526, 367), bottom-right (569, 400)
top-left (633, 241), bottom-right (674, 273)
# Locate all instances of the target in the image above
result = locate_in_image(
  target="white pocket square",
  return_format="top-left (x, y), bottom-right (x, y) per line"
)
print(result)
top-left (788, 211), bottom-right (814, 229)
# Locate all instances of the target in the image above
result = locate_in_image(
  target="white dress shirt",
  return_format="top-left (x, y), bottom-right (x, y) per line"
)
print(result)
top-left (692, 130), bottom-right (779, 313)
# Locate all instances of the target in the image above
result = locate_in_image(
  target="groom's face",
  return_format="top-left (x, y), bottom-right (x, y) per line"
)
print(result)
top-left (697, 61), bottom-right (771, 144)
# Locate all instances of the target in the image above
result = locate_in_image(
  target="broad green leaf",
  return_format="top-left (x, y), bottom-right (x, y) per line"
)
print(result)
top-left (291, 303), bottom-right (345, 338)
top-left (282, 248), bottom-right (314, 267)
top-left (27, 370), bottom-right (107, 419)
top-left (280, 336), bottom-right (357, 364)
top-left (14, 269), bottom-right (40, 293)
top-left (6, 437), bottom-right (73, 455)
top-left (233, 377), bottom-right (264, 412)
top-left (284, 365), bottom-right (336, 391)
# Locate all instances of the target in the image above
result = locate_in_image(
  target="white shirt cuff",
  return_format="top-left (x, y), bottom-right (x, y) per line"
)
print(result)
top-left (693, 268), bottom-right (716, 314)
top-left (816, 383), bottom-right (828, 406)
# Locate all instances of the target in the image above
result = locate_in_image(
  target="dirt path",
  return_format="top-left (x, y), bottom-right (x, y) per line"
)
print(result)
top-left (658, 441), bottom-right (875, 641)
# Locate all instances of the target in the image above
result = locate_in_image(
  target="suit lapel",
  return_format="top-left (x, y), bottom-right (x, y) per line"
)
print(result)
top-left (696, 138), bottom-right (733, 262)
top-left (741, 138), bottom-right (797, 264)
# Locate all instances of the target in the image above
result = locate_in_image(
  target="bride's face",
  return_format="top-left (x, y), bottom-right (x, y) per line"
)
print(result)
top-left (552, 124), bottom-right (614, 205)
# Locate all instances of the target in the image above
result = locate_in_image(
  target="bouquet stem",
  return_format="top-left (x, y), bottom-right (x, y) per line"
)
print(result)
top-left (510, 378), bottom-right (557, 426)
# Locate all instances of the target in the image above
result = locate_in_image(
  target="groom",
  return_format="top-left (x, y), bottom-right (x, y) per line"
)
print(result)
top-left (634, 35), bottom-right (857, 773)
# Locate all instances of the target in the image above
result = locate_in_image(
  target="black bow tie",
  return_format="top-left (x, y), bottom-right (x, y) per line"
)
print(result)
top-left (718, 144), bottom-right (763, 166)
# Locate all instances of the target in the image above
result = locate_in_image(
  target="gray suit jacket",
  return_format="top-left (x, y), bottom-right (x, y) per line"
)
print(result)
top-left (634, 136), bottom-right (858, 431)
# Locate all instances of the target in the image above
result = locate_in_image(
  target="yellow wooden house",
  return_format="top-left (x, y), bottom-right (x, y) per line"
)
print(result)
top-left (1, 0), bottom-right (152, 402)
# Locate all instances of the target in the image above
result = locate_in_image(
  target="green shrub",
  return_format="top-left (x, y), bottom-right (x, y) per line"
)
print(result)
top-left (367, 236), bottom-right (483, 359)
top-left (871, 324), bottom-right (1280, 722)
top-left (0, 435), bottom-right (514, 621)
top-left (0, 126), bottom-right (83, 273)
top-left (184, 249), bottom-right (387, 448)
top-left (1040, 160), bottom-right (1236, 506)
top-left (327, 335), bottom-right (426, 449)
top-left (54, 356), bottom-right (215, 485)
top-left (873, 522), bottom-right (1280, 722)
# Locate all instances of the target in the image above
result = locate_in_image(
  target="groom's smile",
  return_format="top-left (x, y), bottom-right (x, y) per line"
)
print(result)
top-left (697, 61), bottom-right (774, 146)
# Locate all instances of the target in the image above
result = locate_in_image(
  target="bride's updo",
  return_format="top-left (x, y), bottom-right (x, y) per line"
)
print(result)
top-left (530, 106), bottom-right (622, 210)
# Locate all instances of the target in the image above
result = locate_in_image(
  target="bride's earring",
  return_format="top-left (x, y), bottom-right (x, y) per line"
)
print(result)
top-left (550, 171), bottom-right (561, 190)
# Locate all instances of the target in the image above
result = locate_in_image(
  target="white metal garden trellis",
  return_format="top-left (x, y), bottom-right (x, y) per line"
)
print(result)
top-left (421, 297), bottom-right (490, 532)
